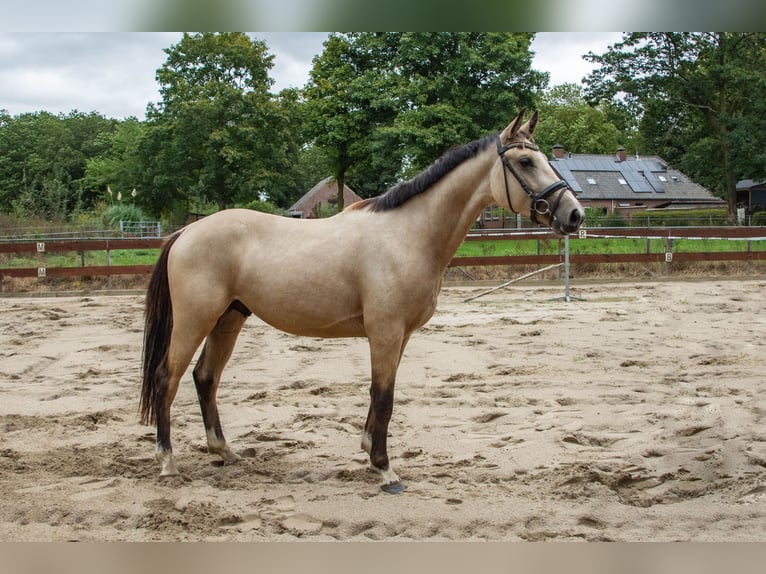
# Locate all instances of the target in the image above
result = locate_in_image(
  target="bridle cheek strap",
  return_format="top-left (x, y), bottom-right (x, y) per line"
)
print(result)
top-left (496, 135), bottom-right (569, 225)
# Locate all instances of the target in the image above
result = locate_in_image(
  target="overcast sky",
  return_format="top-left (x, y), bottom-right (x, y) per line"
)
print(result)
top-left (0, 32), bottom-right (623, 120)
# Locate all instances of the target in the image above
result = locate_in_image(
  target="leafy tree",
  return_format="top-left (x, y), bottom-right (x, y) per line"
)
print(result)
top-left (382, 32), bottom-right (545, 175)
top-left (83, 118), bottom-right (146, 208)
top-left (0, 110), bottom-right (116, 218)
top-left (143, 33), bottom-right (295, 217)
top-left (304, 33), bottom-right (546, 207)
top-left (584, 33), bottom-right (766, 217)
top-left (535, 83), bottom-right (623, 156)
top-left (303, 33), bottom-right (398, 210)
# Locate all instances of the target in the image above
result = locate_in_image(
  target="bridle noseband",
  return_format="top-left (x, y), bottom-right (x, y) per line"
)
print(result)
top-left (496, 135), bottom-right (570, 225)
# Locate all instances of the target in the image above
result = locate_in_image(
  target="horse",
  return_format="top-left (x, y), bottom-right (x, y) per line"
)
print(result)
top-left (140, 109), bottom-right (584, 493)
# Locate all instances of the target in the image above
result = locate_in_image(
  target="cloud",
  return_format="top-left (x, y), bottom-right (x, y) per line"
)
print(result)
top-left (0, 33), bottom-right (181, 118)
top-left (531, 32), bottom-right (623, 87)
top-left (0, 32), bottom-right (327, 119)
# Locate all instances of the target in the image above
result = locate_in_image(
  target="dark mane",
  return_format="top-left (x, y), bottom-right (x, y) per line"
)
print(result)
top-left (364, 134), bottom-right (496, 213)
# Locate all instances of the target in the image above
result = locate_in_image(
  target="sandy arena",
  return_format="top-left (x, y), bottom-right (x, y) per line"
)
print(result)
top-left (0, 278), bottom-right (765, 541)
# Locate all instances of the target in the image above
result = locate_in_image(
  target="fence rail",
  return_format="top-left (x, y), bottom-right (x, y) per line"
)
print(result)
top-left (1, 227), bottom-right (765, 283)
top-left (0, 238), bottom-right (163, 280)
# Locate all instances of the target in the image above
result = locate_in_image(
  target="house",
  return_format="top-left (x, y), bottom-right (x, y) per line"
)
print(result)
top-left (736, 179), bottom-right (766, 213)
top-left (287, 176), bottom-right (363, 218)
top-left (478, 145), bottom-right (724, 228)
top-left (549, 146), bottom-right (725, 216)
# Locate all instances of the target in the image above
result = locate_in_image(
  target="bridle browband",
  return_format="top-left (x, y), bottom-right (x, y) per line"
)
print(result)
top-left (496, 135), bottom-right (570, 225)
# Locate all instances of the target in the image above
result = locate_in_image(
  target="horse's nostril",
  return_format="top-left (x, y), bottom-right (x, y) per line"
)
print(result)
top-left (570, 209), bottom-right (583, 227)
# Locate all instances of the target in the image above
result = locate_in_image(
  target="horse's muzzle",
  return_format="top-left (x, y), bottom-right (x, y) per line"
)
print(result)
top-left (552, 202), bottom-right (584, 236)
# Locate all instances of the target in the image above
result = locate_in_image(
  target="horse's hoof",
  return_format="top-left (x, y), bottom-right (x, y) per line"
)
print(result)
top-left (222, 452), bottom-right (241, 466)
top-left (381, 481), bottom-right (406, 494)
top-left (158, 471), bottom-right (180, 479)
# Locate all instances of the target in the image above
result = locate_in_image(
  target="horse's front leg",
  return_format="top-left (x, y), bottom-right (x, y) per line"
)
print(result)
top-left (362, 334), bottom-right (409, 494)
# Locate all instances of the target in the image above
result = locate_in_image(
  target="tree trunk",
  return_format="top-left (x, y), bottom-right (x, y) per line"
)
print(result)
top-left (336, 172), bottom-right (345, 213)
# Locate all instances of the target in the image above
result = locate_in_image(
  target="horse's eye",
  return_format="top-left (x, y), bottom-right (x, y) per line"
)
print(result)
top-left (519, 156), bottom-right (533, 168)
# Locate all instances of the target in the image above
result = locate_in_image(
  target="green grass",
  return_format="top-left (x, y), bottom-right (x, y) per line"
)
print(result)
top-left (1, 248), bottom-right (161, 269)
top-left (455, 237), bottom-right (766, 258)
top-left (2, 239), bottom-right (765, 271)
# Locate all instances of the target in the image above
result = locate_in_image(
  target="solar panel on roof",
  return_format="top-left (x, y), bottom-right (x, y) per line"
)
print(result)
top-left (570, 159), bottom-right (586, 170)
top-left (644, 171), bottom-right (666, 192)
top-left (552, 164), bottom-right (582, 192)
top-left (621, 168), bottom-right (652, 192)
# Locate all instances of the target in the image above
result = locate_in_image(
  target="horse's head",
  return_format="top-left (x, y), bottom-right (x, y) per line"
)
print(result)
top-left (490, 109), bottom-right (584, 235)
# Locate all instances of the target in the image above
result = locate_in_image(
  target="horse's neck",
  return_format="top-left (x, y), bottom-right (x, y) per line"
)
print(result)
top-left (411, 151), bottom-right (495, 269)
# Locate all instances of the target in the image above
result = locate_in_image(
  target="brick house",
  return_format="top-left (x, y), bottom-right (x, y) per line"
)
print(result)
top-left (287, 176), bottom-right (363, 218)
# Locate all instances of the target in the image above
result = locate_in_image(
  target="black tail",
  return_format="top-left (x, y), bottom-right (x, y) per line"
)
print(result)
top-left (140, 232), bottom-right (182, 425)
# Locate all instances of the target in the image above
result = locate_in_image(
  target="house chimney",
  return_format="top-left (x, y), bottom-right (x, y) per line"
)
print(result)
top-left (616, 146), bottom-right (627, 162)
top-left (552, 143), bottom-right (565, 159)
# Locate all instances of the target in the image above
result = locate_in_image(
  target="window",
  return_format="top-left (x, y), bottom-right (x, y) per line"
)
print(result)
top-left (658, 175), bottom-right (667, 182)
top-left (618, 178), bottom-right (627, 185)
top-left (586, 177), bottom-right (597, 185)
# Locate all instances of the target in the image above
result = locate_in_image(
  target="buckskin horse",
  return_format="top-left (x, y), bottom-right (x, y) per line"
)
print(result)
top-left (140, 109), bottom-right (584, 493)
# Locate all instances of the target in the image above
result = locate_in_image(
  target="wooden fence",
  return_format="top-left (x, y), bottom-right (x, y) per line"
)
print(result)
top-left (1, 227), bottom-right (766, 282)
top-left (0, 238), bottom-right (161, 279)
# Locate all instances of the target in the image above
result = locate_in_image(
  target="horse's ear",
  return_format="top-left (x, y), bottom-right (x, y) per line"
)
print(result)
top-left (500, 108), bottom-right (527, 143)
top-left (522, 110), bottom-right (539, 136)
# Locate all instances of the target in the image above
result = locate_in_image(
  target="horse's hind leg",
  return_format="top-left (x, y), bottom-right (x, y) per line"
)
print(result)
top-left (192, 305), bottom-right (248, 466)
top-left (156, 331), bottom-right (206, 477)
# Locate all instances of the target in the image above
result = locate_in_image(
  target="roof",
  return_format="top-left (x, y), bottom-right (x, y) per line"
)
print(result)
top-left (288, 176), bottom-right (363, 215)
top-left (737, 179), bottom-right (766, 191)
top-left (551, 153), bottom-right (724, 204)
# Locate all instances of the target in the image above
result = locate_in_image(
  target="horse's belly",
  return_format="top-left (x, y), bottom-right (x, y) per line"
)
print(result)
top-left (249, 304), bottom-right (366, 339)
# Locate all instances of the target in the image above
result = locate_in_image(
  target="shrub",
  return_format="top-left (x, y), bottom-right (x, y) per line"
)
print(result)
top-left (101, 204), bottom-right (149, 228)
top-left (583, 208), bottom-right (627, 228)
top-left (237, 199), bottom-right (283, 215)
top-left (637, 208), bottom-right (729, 227)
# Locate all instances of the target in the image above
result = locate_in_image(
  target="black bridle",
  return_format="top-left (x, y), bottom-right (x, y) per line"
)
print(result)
top-left (496, 135), bottom-right (570, 225)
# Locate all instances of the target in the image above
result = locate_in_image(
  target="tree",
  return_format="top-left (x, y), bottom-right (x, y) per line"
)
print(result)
top-left (303, 33), bottom-right (397, 210)
top-left (383, 33), bottom-right (546, 175)
top-left (143, 33), bottom-right (294, 217)
top-left (0, 110), bottom-right (116, 218)
top-left (584, 33), bottom-right (766, 217)
top-left (304, 33), bottom-right (547, 209)
top-left (535, 83), bottom-right (623, 155)
top-left (83, 118), bottom-right (146, 209)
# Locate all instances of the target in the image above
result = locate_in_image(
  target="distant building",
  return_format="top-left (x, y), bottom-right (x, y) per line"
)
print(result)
top-left (736, 179), bottom-right (766, 213)
top-left (550, 145), bottom-right (725, 215)
top-left (479, 145), bottom-right (725, 228)
top-left (287, 176), bottom-right (363, 218)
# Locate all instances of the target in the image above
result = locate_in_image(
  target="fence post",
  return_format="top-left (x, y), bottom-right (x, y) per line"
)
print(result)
top-left (664, 236), bottom-right (674, 276)
top-left (79, 227), bottom-right (85, 267)
top-left (536, 239), bottom-right (541, 270)
top-left (564, 234), bottom-right (571, 301)
top-left (106, 240), bottom-right (112, 290)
